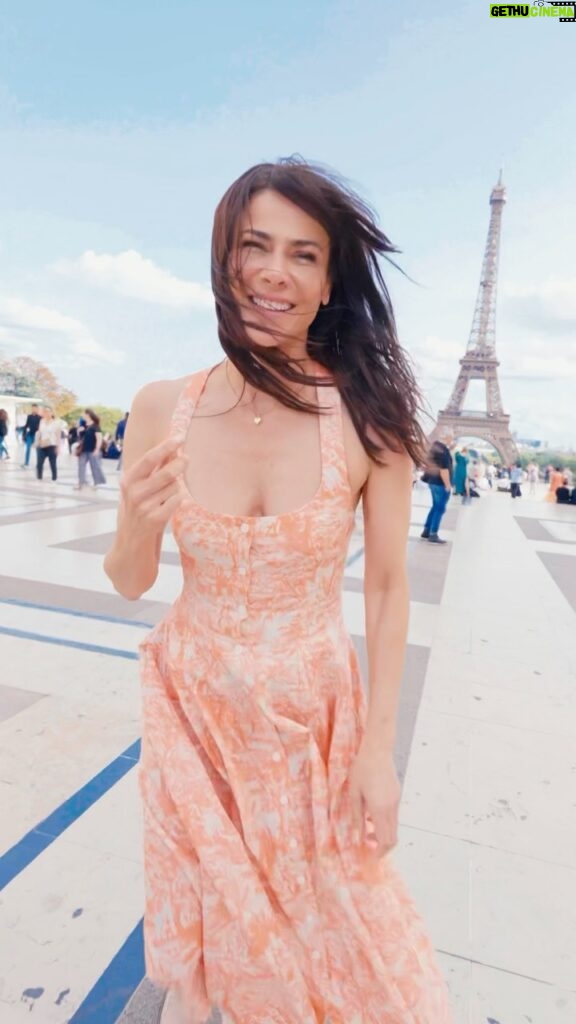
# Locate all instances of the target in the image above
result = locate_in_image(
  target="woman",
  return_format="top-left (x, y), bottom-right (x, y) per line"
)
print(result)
top-left (105, 159), bottom-right (453, 1024)
top-left (75, 408), bottom-right (107, 489)
top-left (0, 409), bottom-right (10, 460)
top-left (452, 446), bottom-right (470, 504)
top-left (35, 407), bottom-right (61, 481)
top-left (545, 465), bottom-right (564, 503)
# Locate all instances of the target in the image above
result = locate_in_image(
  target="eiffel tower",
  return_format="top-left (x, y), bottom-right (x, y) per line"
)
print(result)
top-left (429, 173), bottom-right (518, 465)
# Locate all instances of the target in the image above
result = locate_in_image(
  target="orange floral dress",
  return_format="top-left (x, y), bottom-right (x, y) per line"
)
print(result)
top-left (139, 368), bottom-right (453, 1024)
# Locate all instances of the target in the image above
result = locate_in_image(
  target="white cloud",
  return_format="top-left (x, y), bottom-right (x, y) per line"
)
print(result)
top-left (411, 326), bottom-right (576, 387)
top-left (53, 250), bottom-right (214, 309)
top-left (503, 277), bottom-right (576, 322)
top-left (0, 296), bottom-right (125, 366)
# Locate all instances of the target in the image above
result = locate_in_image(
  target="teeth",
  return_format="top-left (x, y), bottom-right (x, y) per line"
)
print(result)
top-left (252, 296), bottom-right (293, 312)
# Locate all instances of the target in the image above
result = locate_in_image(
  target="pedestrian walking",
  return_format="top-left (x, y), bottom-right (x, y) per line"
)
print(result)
top-left (105, 159), bottom-right (453, 1024)
top-left (115, 412), bottom-right (129, 471)
top-left (35, 407), bottom-right (60, 481)
top-left (421, 436), bottom-right (453, 543)
top-left (75, 409), bottom-right (107, 489)
top-left (21, 404), bottom-right (41, 467)
top-left (527, 462), bottom-right (538, 495)
top-left (0, 409), bottom-right (9, 460)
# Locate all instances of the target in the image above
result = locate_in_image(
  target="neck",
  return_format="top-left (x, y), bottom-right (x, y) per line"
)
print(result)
top-left (225, 353), bottom-right (318, 402)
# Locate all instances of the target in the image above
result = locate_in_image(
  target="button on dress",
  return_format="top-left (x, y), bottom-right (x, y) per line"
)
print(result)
top-left (139, 368), bottom-right (453, 1024)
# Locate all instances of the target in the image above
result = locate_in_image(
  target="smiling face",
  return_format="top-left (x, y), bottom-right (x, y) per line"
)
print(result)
top-left (231, 189), bottom-right (331, 351)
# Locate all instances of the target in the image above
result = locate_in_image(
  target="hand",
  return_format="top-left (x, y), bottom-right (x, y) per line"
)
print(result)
top-left (120, 437), bottom-right (188, 535)
top-left (348, 737), bottom-right (401, 857)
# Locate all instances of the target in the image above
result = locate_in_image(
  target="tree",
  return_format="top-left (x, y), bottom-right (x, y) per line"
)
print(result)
top-left (65, 404), bottom-right (125, 436)
top-left (0, 355), bottom-right (77, 416)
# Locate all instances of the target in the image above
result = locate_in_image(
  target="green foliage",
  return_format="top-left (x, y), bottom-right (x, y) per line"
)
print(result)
top-left (520, 450), bottom-right (576, 474)
top-left (65, 405), bottom-right (125, 436)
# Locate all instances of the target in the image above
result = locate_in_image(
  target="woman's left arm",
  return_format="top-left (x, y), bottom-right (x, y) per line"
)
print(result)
top-left (348, 446), bottom-right (413, 857)
top-left (95, 430), bottom-right (103, 454)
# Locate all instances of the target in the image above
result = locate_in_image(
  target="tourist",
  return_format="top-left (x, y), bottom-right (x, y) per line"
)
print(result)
top-left (35, 407), bottom-right (60, 482)
top-left (545, 465), bottom-right (564, 503)
top-left (510, 461), bottom-right (523, 498)
top-left (21, 404), bottom-right (41, 468)
top-left (75, 409), bottom-right (106, 490)
top-left (0, 409), bottom-right (9, 460)
top-left (453, 446), bottom-right (470, 504)
top-left (115, 411), bottom-right (129, 444)
top-left (421, 435), bottom-right (453, 543)
top-left (115, 412), bottom-right (129, 471)
top-left (104, 159), bottom-right (453, 1024)
top-left (527, 462), bottom-right (539, 495)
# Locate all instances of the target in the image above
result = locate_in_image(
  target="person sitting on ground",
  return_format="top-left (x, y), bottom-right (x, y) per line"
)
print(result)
top-left (556, 480), bottom-right (571, 504)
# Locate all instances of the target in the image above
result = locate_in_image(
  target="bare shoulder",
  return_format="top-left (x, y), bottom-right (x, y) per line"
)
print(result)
top-left (340, 400), bottom-right (412, 498)
top-left (130, 368), bottom-right (212, 437)
top-left (130, 375), bottom-right (188, 437)
top-left (122, 370), bottom-right (206, 472)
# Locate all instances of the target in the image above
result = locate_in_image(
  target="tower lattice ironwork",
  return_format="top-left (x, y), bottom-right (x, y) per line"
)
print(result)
top-left (429, 173), bottom-right (517, 465)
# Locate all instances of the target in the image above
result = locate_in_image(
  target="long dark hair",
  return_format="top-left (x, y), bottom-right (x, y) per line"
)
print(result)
top-left (211, 157), bottom-right (425, 464)
top-left (84, 408), bottom-right (101, 429)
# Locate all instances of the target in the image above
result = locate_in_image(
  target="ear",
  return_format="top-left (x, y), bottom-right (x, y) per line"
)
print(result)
top-left (321, 277), bottom-right (332, 307)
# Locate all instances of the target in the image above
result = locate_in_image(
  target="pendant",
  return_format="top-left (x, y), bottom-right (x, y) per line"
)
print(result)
top-left (254, 415), bottom-right (262, 425)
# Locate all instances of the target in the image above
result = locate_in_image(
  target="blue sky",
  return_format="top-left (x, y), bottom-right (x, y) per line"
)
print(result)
top-left (0, 0), bottom-right (574, 444)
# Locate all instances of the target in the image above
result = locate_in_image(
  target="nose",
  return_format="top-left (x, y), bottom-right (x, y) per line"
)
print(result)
top-left (259, 254), bottom-right (288, 286)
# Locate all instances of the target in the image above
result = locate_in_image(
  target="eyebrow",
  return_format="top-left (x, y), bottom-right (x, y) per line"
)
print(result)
top-left (241, 228), bottom-right (325, 250)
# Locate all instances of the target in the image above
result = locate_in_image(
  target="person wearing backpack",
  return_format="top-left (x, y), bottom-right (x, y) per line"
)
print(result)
top-left (421, 436), bottom-right (453, 544)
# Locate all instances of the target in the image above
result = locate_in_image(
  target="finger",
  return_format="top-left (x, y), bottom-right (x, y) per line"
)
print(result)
top-left (130, 437), bottom-right (183, 481)
top-left (375, 811), bottom-right (398, 857)
top-left (144, 489), bottom-right (184, 524)
top-left (123, 457), bottom-right (187, 503)
top-left (139, 481), bottom-right (181, 517)
top-left (144, 456), bottom-right (188, 491)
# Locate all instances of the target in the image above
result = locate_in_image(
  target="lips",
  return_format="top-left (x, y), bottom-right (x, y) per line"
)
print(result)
top-left (250, 295), bottom-right (294, 312)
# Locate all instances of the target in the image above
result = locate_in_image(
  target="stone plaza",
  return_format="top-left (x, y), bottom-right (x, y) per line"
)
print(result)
top-left (1, 449), bottom-right (575, 1023)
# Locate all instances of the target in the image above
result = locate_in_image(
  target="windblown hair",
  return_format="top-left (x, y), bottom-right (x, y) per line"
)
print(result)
top-left (211, 157), bottom-right (425, 464)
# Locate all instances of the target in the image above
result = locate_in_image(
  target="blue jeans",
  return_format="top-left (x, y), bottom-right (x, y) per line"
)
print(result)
top-left (24, 434), bottom-right (34, 466)
top-left (424, 484), bottom-right (450, 536)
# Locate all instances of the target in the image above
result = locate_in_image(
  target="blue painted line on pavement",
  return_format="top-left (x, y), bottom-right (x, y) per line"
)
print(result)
top-left (68, 919), bottom-right (145, 1024)
top-left (0, 625), bottom-right (139, 660)
top-left (0, 596), bottom-right (153, 629)
top-left (0, 741), bottom-right (141, 892)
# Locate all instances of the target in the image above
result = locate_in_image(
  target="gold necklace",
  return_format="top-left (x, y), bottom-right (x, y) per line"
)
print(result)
top-left (224, 360), bottom-right (308, 426)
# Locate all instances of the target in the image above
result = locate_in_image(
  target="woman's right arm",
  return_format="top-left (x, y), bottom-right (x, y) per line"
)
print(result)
top-left (104, 381), bottom-right (188, 601)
